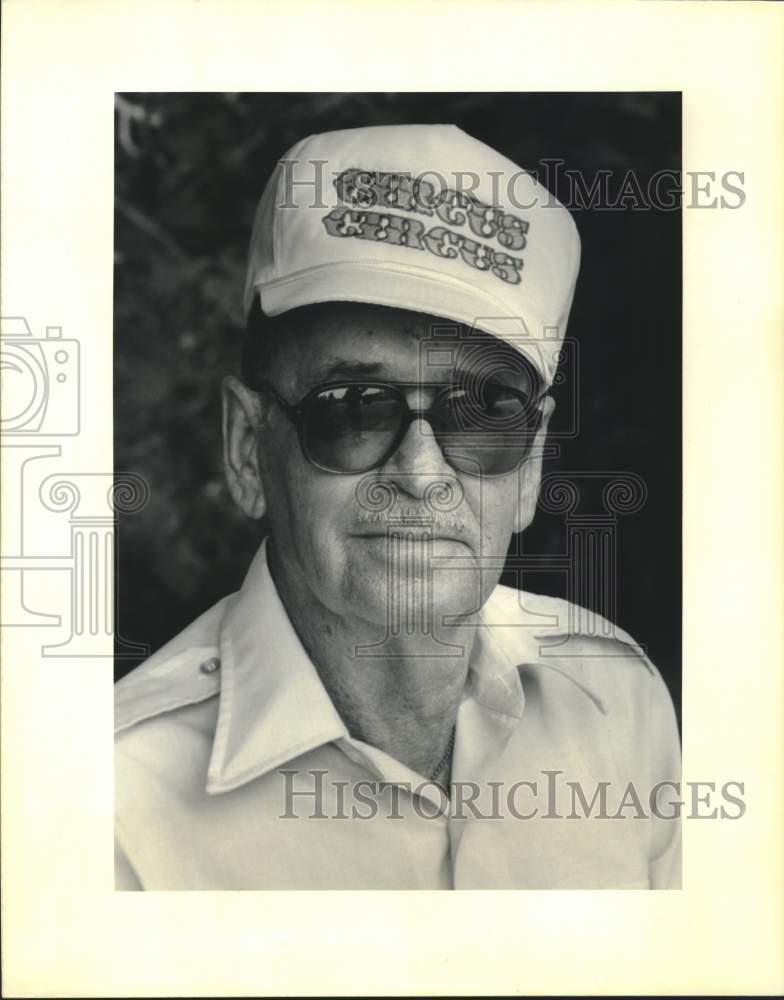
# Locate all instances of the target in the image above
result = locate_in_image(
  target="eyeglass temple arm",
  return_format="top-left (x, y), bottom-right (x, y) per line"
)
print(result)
top-left (254, 380), bottom-right (301, 421)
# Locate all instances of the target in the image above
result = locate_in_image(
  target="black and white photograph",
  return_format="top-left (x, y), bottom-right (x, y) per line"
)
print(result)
top-left (114, 92), bottom-right (683, 891)
top-left (2, 2), bottom-right (782, 996)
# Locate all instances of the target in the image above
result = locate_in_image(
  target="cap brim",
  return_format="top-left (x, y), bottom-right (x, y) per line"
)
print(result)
top-left (251, 260), bottom-right (548, 381)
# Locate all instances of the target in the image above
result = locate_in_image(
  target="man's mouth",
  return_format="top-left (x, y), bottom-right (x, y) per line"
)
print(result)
top-left (351, 530), bottom-right (470, 546)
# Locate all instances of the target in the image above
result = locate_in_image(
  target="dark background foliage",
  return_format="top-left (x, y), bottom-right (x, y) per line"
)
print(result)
top-left (114, 92), bottom-right (681, 726)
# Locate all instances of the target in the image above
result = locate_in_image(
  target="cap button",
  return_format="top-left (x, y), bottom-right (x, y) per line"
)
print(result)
top-left (200, 657), bottom-right (221, 675)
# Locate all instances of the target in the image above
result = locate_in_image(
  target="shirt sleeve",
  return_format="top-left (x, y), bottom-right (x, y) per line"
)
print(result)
top-left (115, 836), bottom-right (143, 891)
top-left (646, 666), bottom-right (682, 889)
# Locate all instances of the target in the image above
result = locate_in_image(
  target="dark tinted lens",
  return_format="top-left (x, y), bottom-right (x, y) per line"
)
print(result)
top-left (436, 383), bottom-right (542, 476)
top-left (442, 382), bottom-right (535, 429)
top-left (302, 384), bottom-right (405, 472)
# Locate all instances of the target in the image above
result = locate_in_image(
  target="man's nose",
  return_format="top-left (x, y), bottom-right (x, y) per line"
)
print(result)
top-left (381, 417), bottom-right (454, 501)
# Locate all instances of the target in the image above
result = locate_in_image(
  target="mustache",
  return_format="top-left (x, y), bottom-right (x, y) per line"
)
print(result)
top-left (355, 505), bottom-right (467, 534)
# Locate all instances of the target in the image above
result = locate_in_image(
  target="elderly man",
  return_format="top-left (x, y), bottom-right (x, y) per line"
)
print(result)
top-left (115, 124), bottom-right (681, 890)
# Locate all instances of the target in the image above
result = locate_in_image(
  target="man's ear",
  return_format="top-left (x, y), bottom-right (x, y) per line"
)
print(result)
top-left (514, 394), bottom-right (555, 534)
top-left (221, 375), bottom-right (267, 520)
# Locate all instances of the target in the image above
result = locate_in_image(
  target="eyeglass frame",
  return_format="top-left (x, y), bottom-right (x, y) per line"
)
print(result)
top-left (251, 377), bottom-right (549, 477)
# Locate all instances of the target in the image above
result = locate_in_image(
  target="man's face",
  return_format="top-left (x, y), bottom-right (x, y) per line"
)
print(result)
top-left (224, 303), bottom-right (553, 631)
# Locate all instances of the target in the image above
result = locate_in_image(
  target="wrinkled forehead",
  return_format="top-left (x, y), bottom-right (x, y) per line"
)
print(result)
top-left (271, 302), bottom-right (541, 393)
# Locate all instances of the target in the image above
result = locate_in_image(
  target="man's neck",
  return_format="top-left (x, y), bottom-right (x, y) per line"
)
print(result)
top-left (268, 543), bottom-right (476, 779)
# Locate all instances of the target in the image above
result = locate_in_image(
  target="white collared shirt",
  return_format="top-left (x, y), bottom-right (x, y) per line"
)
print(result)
top-left (115, 540), bottom-right (681, 890)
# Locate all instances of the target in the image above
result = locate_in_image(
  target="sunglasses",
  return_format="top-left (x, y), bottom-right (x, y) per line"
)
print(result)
top-left (254, 378), bottom-right (546, 477)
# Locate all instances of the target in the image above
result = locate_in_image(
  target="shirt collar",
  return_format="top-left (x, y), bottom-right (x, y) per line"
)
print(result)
top-left (206, 538), bottom-right (348, 794)
top-left (466, 610), bottom-right (528, 720)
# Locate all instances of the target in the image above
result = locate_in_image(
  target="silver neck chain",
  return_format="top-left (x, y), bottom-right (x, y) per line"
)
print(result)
top-left (430, 724), bottom-right (456, 781)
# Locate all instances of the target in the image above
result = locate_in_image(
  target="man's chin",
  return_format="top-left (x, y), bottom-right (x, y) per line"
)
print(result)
top-left (343, 559), bottom-right (485, 629)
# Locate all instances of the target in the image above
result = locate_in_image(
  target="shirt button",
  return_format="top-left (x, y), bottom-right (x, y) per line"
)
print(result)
top-left (200, 657), bottom-right (220, 675)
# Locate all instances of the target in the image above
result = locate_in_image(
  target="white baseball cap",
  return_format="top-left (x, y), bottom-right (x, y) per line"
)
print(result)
top-left (243, 124), bottom-right (581, 387)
